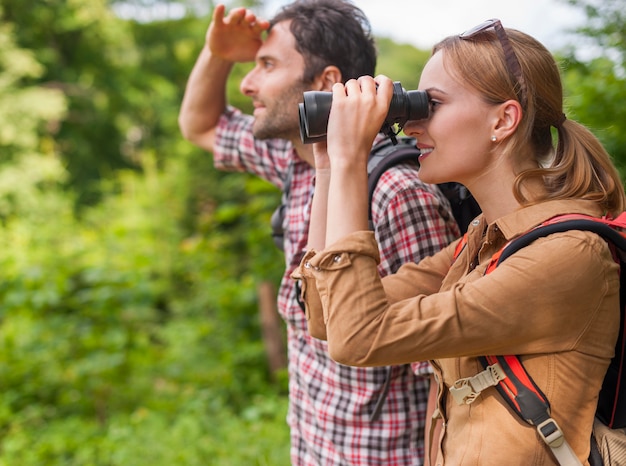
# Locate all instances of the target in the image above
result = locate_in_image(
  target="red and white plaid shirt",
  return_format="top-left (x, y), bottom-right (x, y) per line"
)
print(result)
top-left (214, 107), bottom-right (460, 465)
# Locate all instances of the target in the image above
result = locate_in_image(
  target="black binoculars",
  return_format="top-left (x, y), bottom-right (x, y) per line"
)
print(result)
top-left (298, 81), bottom-right (429, 143)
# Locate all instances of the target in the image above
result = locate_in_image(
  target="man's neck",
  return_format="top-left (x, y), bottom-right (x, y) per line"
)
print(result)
top-left (291, 138), bottom-right (315, 167)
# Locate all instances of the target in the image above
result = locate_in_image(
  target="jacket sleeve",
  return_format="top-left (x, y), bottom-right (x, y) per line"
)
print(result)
top-left (291, 232), bottom-right (381, 341)
top-left (291, 231), bottom-right (453, 341)
top-left (298, 229), bottom-right (619, 367)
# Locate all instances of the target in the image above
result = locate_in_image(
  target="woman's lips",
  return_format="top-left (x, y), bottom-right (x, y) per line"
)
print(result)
top-left (418, 147), bottom-right (433, 160)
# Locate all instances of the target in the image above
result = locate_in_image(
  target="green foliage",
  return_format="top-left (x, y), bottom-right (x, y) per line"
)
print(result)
top-left (1, 0), bottom-right (142, 202)
top-left (559, 0), bottom-right (626, 176)
top-left (376, 37), bottom-right (431, 91)
top-left (565, 0), bottom-right (626, 62)
top-left (0, 152), bottom-right (288, 465)
top-left (0, 20), bottom-right (66, 162)
top-left (562, 55), bottom-right (626, 174)
top-left (0, 5), bottom-right (289, 462)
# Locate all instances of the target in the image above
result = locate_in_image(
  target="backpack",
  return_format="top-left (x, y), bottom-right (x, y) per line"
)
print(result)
top-left (449, 213), bottom-right (626, 466)
top-left (271, 136), bottom-right (481, 250)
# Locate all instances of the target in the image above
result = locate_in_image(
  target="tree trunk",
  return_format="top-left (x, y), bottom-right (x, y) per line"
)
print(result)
top-left (257, 281), bottom-right (287, 376)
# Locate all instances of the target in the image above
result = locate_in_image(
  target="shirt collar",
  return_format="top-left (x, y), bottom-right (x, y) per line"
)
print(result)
top-left (492, 199), bottom-right (604, 241)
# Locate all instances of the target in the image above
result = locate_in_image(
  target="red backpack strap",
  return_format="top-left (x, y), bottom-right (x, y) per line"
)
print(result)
top-left (450, 352), bottom-right (580, 464)
top-left (452, 233), bottom-right (469, 262)
top-left (541, 212), bottom-right (626, 230)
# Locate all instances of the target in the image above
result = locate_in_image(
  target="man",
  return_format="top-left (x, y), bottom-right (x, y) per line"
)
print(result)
top-left (178, 1), bottom-right (459, 464)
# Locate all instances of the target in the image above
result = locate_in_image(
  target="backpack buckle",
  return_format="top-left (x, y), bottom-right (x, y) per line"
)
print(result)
top-left (450, 363), bottom-right (507, 405)
top-left (537, 418), bottom-right (565, 448)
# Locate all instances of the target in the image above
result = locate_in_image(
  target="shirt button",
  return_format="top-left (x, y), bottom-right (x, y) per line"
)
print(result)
top-left (471, 219), bottom-right (481, 226)
top-left (333, 255), bottom-right (341, 263)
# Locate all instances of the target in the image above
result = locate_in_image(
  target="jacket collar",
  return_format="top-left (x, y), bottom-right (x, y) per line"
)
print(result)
top-left (482, 199), bottom-right (603, 240)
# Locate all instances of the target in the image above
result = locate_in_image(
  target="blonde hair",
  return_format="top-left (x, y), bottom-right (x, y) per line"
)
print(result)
top-left (433, 28), bottom-right (626, 216)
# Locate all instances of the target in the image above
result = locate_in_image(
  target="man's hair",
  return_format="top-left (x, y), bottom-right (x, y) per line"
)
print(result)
top-left (270, 0), bottom-right (377, 84)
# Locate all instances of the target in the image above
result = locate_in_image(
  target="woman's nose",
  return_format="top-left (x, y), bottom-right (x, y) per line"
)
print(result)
top-left (402, 119), bottom-right (425, 137)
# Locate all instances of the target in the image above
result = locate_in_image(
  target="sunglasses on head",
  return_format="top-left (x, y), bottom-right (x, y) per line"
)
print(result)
top-left (460, 19), bottom-right (528, 108)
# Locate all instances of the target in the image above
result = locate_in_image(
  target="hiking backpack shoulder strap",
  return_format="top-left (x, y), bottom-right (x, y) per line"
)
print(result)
top-left (366, 137), bottom-right (420, 230)
top-left (450, 213), bottom-right (626, 466)
top-left (270, 160), bottom-right (295, 251)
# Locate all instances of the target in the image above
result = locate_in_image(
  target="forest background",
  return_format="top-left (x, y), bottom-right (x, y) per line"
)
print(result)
top-left (0, 0), bottom-right (625, 464)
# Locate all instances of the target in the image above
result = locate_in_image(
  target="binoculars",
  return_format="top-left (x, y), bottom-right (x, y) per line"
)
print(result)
top-left (298, 81), bottom-right (429, 143)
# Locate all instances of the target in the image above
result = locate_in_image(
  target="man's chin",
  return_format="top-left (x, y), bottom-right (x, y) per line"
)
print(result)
top-left (253, 125), bottom-right (296, 142)
top-left (252, 121), bottom-right (271, 139)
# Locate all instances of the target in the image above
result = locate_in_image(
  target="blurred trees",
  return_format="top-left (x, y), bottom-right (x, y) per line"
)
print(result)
top-left (562, 0), bottom-right (626, 173)
top-left (0, 0), bottom-right (623, 464)
top-left (1, 0), bottom-right (143, 203)
top-left (0, 0), bottom-right (288, 463)
top-left (565, 0), bottom-right (626, 58)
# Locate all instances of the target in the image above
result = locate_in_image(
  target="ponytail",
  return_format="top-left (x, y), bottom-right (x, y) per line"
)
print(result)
top-left (514, 118), bottom-right (626, 217)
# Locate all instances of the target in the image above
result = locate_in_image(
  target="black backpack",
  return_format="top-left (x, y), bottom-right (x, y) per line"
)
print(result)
top-left (271, 136), bottom-right (481, 250)
top-left (450, 213), bottom-right (626, 466)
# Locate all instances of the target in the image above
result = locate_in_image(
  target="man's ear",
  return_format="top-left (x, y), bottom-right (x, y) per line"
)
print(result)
top-left (493, 99), bottom-right (523, 140)
top-left (312, 65), bottom-right (342, 91)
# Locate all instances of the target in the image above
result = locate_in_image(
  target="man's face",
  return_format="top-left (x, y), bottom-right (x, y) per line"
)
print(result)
top-left (240, 21), bottom-right (311, 141)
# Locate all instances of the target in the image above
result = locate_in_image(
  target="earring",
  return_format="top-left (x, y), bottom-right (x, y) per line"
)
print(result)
top-left (491, 135), bottom-right (497, 142)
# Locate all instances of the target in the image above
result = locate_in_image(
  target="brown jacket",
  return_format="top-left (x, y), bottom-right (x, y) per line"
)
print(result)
top-left (293, 199), bottom-right (620, 465)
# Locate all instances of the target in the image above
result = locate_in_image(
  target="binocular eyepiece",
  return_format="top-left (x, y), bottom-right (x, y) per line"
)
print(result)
top-left (298, 81), bottom-right (429, 144)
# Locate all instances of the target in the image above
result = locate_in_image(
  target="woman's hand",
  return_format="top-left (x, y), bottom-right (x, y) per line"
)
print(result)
top-left (325, 75), bottom-right (394, 171)
top-left (321, 75), bottom-right (394, 245)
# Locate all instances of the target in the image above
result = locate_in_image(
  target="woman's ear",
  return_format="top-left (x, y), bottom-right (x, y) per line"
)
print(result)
top-left (493, 99), bottom-right (523, 140)
top-left (312, 65), bottom-right (343, 91)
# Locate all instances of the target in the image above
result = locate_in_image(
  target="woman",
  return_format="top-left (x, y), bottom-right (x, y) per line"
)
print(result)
top-left (293, 19), bottom-right (626, 465)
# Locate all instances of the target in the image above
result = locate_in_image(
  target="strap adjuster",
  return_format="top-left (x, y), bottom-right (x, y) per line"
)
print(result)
top-left (450, 363), bottom-right (507, 405)
top-left (537, 418), bottom-right (565, 448)
top-left (536, 418), bottom-right (583, 465)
